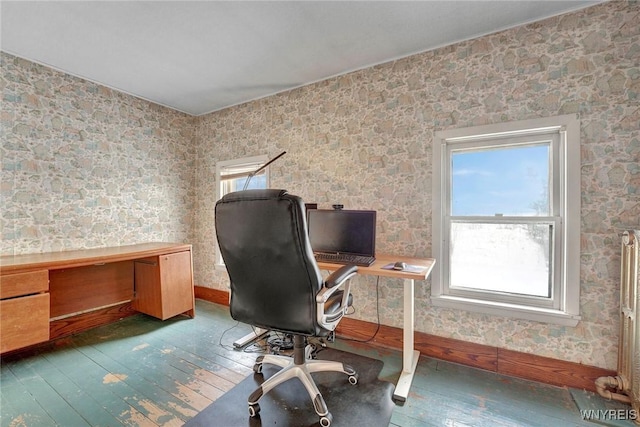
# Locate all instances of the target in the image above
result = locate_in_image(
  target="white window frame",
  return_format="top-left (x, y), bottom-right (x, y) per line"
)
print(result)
top-left (431, 115), bottom-right (581, 326)
top-left (215, 154), bottom-right (269, 267)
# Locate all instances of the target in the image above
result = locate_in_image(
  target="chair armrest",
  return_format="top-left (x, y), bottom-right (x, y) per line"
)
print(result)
top-left (316, 265), bottom-right (358, 304)
top-left (315, 264), bottom-right (358, 331)
top-left (325, 265), bottom-right (358, 288)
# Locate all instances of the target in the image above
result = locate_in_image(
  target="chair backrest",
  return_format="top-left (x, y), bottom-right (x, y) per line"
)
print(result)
top-left (215, 189), bottom-right (325, 336)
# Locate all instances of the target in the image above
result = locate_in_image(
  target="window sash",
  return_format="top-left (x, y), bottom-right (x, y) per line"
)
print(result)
top-left (444, 134), bottom-right (560, 218)
top-left (443, 216), bottom-right (562, 309)
top-left (220, 169), bottom-right (266, 182)
top-left (220, 168), bottom-right (266, 194)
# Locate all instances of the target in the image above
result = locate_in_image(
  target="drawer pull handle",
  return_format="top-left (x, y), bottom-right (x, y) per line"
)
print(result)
top-left (135, 260), bottom-right (158, 266)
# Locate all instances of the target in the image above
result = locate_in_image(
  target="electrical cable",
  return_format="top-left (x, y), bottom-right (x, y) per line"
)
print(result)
top-left (217, 319), bottom-right (241, 351)
top-left (219, 323), bottom-right (270, 353)
top-left (266, 332), bottom-right (294, 353)
top-left (341, 275), bottom-right (381, 343)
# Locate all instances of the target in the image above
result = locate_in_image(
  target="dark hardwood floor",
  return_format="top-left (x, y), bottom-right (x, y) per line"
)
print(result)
top-left (0, 300), bottom-right (632, 426)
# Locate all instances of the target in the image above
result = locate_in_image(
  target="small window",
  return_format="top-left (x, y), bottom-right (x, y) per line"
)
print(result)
top-left (431, 115), bottom-right (581, 326)
top-left (216, 154), bottom-right (269, 199)
top-left (215, 155), bottom-right (269, 266)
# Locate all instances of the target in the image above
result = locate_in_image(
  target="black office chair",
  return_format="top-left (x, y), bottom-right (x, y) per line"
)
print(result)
top-left (215, 189), bottom-right (358, 427)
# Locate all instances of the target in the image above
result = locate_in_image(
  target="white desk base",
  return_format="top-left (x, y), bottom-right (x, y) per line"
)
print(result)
top-left (394, 349), bottom-right (420, 402)
top-left (392, 278), bottom-right (419, 402)
top-left (312, 255), bottom-right (434, 403)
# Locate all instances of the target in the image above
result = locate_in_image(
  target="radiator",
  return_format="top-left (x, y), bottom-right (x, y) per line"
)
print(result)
top-left (596, 230), bottom-right (640, 424)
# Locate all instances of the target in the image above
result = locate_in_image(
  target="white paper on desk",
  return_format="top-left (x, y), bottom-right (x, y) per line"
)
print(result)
top-left (382, 263), bottom-right (427, 274)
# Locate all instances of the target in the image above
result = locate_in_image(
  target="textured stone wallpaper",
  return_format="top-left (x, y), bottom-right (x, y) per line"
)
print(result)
top-left (1, 53), bottom-right (196, 254)
top-left (194, 1), bottom-right (639, 369)
top-left (2, 1), bottom-right (638, 370)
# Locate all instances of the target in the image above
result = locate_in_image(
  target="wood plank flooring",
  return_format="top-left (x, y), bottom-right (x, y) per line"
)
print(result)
top-left (0, 300), bottom-right (624, 426)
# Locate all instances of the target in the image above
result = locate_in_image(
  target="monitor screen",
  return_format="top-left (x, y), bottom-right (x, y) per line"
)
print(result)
top-left (307, 209), bottom-right (376, 256)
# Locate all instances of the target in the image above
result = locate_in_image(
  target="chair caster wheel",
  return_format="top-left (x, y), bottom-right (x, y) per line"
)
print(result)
top-left (319, 412), bottom-right (333, 427)
top-left (348, 374), bottom-right (358, 385)
top-left (253, 363), bottom-right (263, 374)
top-left (248, 403), bottom-right (260, 417)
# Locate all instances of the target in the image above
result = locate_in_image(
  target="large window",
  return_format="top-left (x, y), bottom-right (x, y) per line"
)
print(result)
top-left (431, 115), bottom-right (581, 326)
top-left (215, 155), bottom-right (269, 266)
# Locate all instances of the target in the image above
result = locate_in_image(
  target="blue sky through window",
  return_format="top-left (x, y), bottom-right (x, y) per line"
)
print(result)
top-left (236, 174), bottom-right (266, 191)
top-left (451, 144), bottom-right (550, 216)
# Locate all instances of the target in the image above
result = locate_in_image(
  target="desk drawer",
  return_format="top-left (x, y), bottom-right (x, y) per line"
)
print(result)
top-left (134, 251), bottom-right (194, 320)
top-left (0, 293), bottom-right (50, 353)
top-left (1, 270), bottom-right (49, 299)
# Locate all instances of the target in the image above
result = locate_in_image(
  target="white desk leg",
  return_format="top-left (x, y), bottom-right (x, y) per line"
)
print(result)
top-left (393, 278), bottom-right (420, 402)
top-left (233, 328), bottom-right (269, 348)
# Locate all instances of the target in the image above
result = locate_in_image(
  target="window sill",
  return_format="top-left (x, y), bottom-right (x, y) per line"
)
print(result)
top-left (430, 295), bottom-right (581, 327)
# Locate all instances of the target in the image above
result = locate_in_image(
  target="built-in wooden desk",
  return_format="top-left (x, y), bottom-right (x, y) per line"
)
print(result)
top-left (317, 254), bottom-right (435, 402)
top-left (0, 242), bottom-right (195, 354)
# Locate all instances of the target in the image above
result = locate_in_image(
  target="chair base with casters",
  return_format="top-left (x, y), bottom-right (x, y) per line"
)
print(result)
top-left (215, 190), bottom-right (360, 426)
top-left (248, 335), bottom-right (358, 427)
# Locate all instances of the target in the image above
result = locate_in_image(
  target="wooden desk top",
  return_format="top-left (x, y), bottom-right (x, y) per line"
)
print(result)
top-left (316, 253), bottom-right (435, 280)
top-left (0, 242), bottom-right (192, 274)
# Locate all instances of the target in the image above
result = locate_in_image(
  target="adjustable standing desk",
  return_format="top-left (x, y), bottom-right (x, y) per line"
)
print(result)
top-left (317, 254), bottom-right (435, 402)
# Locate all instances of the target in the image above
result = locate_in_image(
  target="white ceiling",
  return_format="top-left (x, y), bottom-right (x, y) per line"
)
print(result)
top-left (1, 1), bottom-right (601, 116)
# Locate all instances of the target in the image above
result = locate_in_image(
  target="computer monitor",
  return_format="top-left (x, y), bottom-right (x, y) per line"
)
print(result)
top-left (307, 209), bottom-right (376, 257)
